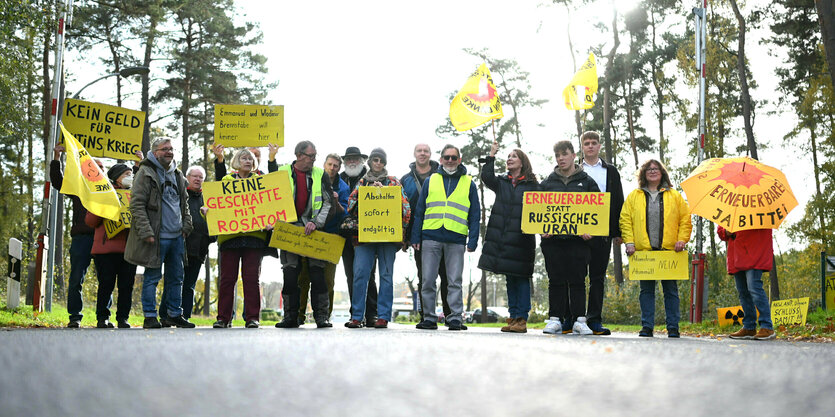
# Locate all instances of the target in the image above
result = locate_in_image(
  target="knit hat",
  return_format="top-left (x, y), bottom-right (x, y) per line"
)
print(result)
top-left (107, 163), bottom-right (131, 183)
top-left (368, 147), bottom-right (387, 165)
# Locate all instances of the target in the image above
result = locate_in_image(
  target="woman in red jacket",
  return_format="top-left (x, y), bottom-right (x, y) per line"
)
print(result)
top-left (717, 226), bottom-right (775, 340)
top-left (85, 164), bottom-right (137, 328)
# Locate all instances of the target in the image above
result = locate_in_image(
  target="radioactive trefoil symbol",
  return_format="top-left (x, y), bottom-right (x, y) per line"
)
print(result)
top-left (725, 309), bottom-right (745, 325)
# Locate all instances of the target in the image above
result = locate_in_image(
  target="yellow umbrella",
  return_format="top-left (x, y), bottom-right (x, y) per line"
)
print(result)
top-left (681, 156), bottom-right (798, 232)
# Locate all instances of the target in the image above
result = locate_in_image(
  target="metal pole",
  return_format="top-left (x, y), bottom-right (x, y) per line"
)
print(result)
top-left (37, 0), bottom-right (72, 312)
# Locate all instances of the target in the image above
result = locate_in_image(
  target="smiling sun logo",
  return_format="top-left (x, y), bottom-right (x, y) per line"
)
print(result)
top-left (710, 161), bottom-right (769, 188)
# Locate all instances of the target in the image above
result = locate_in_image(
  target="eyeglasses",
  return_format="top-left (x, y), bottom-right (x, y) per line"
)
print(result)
top-left (442, 155), bottom-right (459, 161)
top-left (301, 152), bottom-right (316, 160)
top-left (646, 168), bottom-right (661, 172)
top-left (157, 147), bottom-right (174, 153)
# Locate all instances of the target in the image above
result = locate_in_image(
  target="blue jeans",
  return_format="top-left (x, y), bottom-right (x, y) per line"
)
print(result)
top-left (67, 234), bottom-right (94, 321)
top-left (734, 269), bottom-right (773, 330)
top-left (141, 236), bottom-right (185, 318)
top-left (639, 280), bottom-right (680, 329)
top-left (506, 275), bottom-right (531, 320)
top-left (351, 243), bottom-right (397, 321)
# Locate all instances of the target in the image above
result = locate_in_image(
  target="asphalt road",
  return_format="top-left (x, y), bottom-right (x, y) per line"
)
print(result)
top-left (1, 325), bottom-right (833, 417)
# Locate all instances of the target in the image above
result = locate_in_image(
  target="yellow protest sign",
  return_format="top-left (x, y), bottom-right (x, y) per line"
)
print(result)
top-left (627, 250), bottom-right (689, 280)
top-left (521, 191), bottom-right (610, 235)
top-left (717, 306), bottom-right (747, 327)
top-left (358, 186), bottom-right (402, 243)
top-left (104, 189), bottom-right (132, 239)
top-left (268, 221), bottom-right (345, 264)
top-left (771, 297), bottom-right (809, 327)
top-left (214, 104), bottom-right (284, 147)
top-left (61, 98), bottom-right (145, 160)
top-left (203, 171), bottom-right (296, 236)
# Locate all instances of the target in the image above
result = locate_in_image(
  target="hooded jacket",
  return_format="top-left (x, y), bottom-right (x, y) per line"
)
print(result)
top-left (124, 155), bottom-right (193, 268)
top-left (620, 184), bottom-right (692, 251)
top-left (539, 164), bottom-right (600, 245)
top-left (717, 226), bottom-right (773, 273)
top-left (477, 156), bottom-right (539, 277)
top-left (411, 164), bottom-right (480, 250)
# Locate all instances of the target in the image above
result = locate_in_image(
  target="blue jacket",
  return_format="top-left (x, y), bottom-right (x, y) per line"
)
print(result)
top-left (411, 164), bottom-right (480, 250)
top-left (400, 160), bottom-right (439, 243)
top-left (324, 175), bottom-right (350, 233)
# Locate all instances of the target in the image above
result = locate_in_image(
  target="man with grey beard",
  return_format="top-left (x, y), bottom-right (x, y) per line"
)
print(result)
top-left (339, 147), bottom-right (377, 327)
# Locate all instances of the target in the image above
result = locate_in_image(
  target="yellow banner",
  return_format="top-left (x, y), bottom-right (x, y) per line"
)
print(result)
top-left (627, 250), bottom-right (690, 280)
top-left (104, 189), bottom-right (132, 239)
top-left (717, 306), bottom-right (747, 327)
top-left (563, 53), bottom-right (598, 110)
top-left (214, 104), bottom-right (284, 147)
top-left (203, 170), bottom-right (297, 236)
top-left (61, 98), bottom-right (145, 160)
top-left (268, 221), bottom-right (345, 264)
top-left (449, 63), bottom-right (503, 132)
top-left (771, 297), bottom-right (809, 327)
top-left (58, 123), bottom-right (121, 221)
top-left (358, 186), bottom-right (402, 243)
top-left (521, 191), bottom-right (609, 235)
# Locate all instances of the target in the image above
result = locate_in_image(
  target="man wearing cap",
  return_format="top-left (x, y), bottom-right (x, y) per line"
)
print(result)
top-left (339, 146), bottom-right (378, 327)
top-left (412, 144), bottom-right (480, 331)
top-left (125, 137), bottom-right (194, 329)
top-left (274, 140), bottom-right (334, 329)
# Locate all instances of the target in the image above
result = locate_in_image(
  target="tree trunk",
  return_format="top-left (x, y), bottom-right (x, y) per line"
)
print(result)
top-left (729, 0), bottom-right (757, 159)
top-left (815, 0), bottom-right (835, 94)
top-left (808, 123), bottom-right (828, 250)
top-left (625, 81), bottom-right (639, 169)
top-left (564, 3), bottom-right (584, 141)
top-left (649, 8), bottom-right (666, 162)
top-left (603, 8), bottom-right (620, 164)
top-left (140, 6), bottom-right (162, 152)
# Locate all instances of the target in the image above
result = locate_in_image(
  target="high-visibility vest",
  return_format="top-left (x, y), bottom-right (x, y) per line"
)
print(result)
top-left (278, 164), bottom-right (324, 219)
top-left (423, 173), bottom-right (471, 235)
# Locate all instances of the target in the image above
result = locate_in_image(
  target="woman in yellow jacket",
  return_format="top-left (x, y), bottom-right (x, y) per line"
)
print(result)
top-left (620, 159), bottom-right (692, 338)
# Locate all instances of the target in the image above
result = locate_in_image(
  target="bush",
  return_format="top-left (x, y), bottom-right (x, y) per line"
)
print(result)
top-left (260, 309), bottom-right (281, 321)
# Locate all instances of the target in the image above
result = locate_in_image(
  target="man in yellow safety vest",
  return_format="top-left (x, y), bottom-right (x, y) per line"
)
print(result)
top-left (411, 144), bottom-right (480, 331)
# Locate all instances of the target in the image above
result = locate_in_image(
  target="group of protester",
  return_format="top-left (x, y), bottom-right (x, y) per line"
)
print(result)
top-left (52, 130), bottom-right (775, 340)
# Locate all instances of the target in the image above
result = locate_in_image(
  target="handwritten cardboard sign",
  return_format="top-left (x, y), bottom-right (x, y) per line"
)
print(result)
top-left (358, 186), bottom-right (402, 243)
top-left (771, 297), bottom-right (809, 327)
top-left (268, 221), bottom-right (345, 264)
top-left (717, 305), bottom-right (747, 327)
top-left (521, 191), bottom-right (610, 235)
top-left (627, 250), bottom-right (689, 280)
top-left (61, 98), bottom-right (145, 160)
top-left (214, 104), bottom-right (284, 147)
top-left (104, 189), bottom-right (132, 238)
top-left (203, 171), bottom-right (296, 236)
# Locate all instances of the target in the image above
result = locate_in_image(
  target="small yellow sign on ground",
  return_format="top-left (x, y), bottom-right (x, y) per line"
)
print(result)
top-left (771, 297), bottom-right (809, 327)
top-left (717, 305), bottom-right (747, 327)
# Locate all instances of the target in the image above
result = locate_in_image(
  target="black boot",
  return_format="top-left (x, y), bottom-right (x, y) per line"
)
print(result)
top-left (275, 293), bottom-right (300, 328)
top-left (312, 292), bottom-right (332, 328)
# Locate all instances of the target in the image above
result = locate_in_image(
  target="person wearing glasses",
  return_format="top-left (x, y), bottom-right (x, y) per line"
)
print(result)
top-left (274, 141), bottom-right (334, 329)
top-left (125, 138), bottom-right (194, 329)
top-left (412, 144), bottom-right (480, 331)
top-left (620, 159), bottom-right (691, 338)
top-left (344, 148), bottom-right (410, 328)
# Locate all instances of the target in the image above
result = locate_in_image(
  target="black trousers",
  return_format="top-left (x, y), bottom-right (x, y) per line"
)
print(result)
top-left (342, 240), bottom-right (377, 321)
top-left (586, 237), bottom-right (611, 324)
top-left (93, 253), bottom-right (137, 321)
top-left (541, 240), bottom-right (590, 320)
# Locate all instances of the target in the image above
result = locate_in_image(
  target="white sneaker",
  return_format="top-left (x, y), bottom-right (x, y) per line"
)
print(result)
top-left (573, 316), bottom-right (593, 335)
top-left (543, 317), bottom-right (562, 334)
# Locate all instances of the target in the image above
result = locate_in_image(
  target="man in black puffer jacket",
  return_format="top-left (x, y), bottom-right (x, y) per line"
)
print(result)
top-left (539, 140), bottom-right (599, 336)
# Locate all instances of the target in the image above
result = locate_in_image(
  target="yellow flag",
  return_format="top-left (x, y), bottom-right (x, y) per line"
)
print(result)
top-left (59, 122), bottom-right (121, 221)
top-left (449, 63), bottom-right (503, 132)
top-left (563, 53), bottom-right (598, 110)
